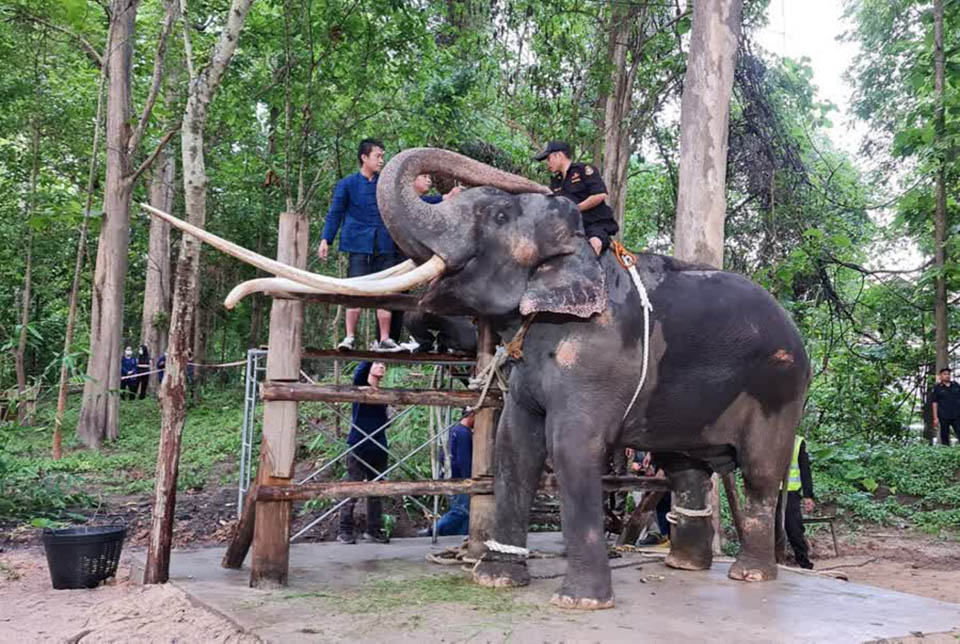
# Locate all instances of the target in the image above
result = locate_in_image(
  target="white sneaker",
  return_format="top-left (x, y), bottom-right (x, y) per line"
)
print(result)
top-left (337, 335), bottom-right (355, 351)
top-left (374, 338), bottom-right (402, 352)
top-left (398, 338), bottom-right (421, 353)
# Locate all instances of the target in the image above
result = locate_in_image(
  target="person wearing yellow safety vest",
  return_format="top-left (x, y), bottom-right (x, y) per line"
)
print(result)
top-left (776, 434), bottom-right (816, 569)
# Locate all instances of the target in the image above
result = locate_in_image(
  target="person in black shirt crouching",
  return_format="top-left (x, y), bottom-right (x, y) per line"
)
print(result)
top-left (534, 140), bottom-right (619, 256)
top-left (932, 367), bottom-right (960, 446)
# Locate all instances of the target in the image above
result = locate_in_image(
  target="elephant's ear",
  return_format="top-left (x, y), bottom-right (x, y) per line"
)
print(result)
top-left (519, 249), bottom-right (608, 318)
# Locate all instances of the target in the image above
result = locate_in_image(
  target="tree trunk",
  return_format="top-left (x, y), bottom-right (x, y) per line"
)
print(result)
top-left (75, 0), bottom-right (140, 448)
top-left (601, 5), bottom-right (641, 234)
top-left (53, 26), bottom-right (111, 459)
top-left (673, 0), bottom-right (743, 554)
top-left (673, 0), bottom-right (743, 269)
top-left (145, 0), bottom-right (255, 585)
top-left (934, 0), bottom-right (949, 380)
top-left (141, 146), bottom-right (174, 394)
top-left (15, 124), bottom-right (40, 423)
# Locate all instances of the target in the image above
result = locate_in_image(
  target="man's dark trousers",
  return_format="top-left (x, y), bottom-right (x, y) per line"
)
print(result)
top-left (776, 491), bottom-right (811, 567)
top-left (339, 449), bottom-right (388, 536)
top-left (938, 416), bottom-right (960, 446)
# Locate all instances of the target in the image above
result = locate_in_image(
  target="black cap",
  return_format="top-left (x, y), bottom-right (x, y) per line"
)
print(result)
top-left (533, 140), bottom-right (572, 161)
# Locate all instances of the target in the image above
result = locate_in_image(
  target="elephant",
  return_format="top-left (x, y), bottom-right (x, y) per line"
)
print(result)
top-left (403, 311), bottom-right (478, 354)
top-left (142, 147), bottom-right (810, 611)
top-left (376, 148), bottom-right (811, 610)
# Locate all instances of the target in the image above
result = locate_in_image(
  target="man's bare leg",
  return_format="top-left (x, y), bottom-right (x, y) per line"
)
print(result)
top-left (377, 309), bottom-right (392, 342)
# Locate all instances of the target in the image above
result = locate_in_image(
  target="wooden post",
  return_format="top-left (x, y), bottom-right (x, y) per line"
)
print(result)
top-left (467, 320), bottom-right (497, 557)
top-left (250, 212), bottom-right (307, 588)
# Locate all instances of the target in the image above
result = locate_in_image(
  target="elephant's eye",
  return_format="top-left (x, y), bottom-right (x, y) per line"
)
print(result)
top-left (494, 211), bottom-right (508, 225)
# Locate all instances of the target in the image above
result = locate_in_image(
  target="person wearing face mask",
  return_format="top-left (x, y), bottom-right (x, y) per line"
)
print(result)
top-left (120, 347), bottom-right (138, 400)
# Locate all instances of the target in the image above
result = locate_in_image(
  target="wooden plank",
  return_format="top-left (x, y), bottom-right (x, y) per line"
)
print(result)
top-left (251, 212), bottom-right (306, 589)
top-left (467, 320), bottom-right (497, 557)
top-left (302, 347), bottom-right (476, 365)
top-left (261, 382), bottom-right (503, 408)
top-left (617, 489), bottom-right (666, 546)
top-left (222, 481), bottom-right (257, 569)
top-left (275, 292), bottom-right (425, 311)
top-left (258, 475), bottom-right (670, 502)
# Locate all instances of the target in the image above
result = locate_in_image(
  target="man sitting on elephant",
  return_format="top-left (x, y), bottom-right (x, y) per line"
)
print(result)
top-left (534, 140), bottom-right (619, 256)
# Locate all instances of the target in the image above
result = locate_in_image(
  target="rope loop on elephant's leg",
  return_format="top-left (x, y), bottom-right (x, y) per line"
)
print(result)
top-left (484, 539), bottom-right (530, 559)
top-left (665, 505), bottom-right (714, 524)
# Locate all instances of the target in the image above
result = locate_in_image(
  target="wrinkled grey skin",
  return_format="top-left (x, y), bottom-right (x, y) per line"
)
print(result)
top-left (377, 150), bottom-right (810, 610)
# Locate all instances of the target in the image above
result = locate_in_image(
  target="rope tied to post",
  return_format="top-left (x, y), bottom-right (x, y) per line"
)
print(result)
top-left (467, 314), bottom-right (537, 412)
top-left (610, 241), bottom-right (653, 422)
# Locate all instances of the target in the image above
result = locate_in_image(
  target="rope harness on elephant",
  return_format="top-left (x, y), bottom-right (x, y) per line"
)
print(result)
top-left (611, 241), bottom-right (653, 421)
top-left (666, 505), bottom-right (714, 524)
top-left (467, 314), bottom-right (537, 412)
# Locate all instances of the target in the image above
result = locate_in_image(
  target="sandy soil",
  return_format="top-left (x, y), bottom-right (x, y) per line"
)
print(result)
top-left (0, 549), bottom-right (258, 643)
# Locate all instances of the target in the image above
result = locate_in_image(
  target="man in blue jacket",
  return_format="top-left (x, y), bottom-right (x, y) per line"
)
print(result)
top-left (318, 139), bottom-right (402, 352)
top-left (120, 346), bottom-right (138, 400)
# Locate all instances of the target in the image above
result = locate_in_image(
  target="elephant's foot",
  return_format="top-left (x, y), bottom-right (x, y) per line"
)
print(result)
top-left (549, 576), bottom-right (614, 610)
top-left (664, 538), bottom-right (712, 571)
top-left (728, 556), bottom-right (777, 582)
top-left (665, 550), bottom-right (712, 571)
top-left (549, 594), bottom-right (615, 610)
top-left (472, 559), bottom-right (530, 588)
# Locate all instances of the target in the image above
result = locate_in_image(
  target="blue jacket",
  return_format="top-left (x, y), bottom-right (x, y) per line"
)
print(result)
top-left (322, 172), bottom-right (396, 255)
top-left (121, 356), bottom-right (138, 377)
top-left (448, 422), bottom-right (473, 479)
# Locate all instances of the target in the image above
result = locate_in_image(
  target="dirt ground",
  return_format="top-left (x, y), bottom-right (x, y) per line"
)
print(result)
top-left (0, 549), bottom-right (257, 643)
top-left (1, 526), bottom-right (957, 643)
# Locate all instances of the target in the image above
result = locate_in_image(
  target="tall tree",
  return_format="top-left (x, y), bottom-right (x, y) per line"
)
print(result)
top-left (673, 0), bottom-right (744, 554)
top-left (146, 0), bottom-right (255, 584)
top-left (140, 144), bottom-right (174, 393)
top-left (674, 0), bottom-right (743, 269)
top-left (76, 0), bottom-right (175, 448)
top-left (933, 0), bottom-right (948, 375)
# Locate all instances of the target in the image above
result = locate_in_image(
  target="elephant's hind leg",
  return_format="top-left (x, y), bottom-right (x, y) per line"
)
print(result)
top-left (728, 399), bottom-right (802, 582)
top-left (472, 400), bottom-right (544, 589)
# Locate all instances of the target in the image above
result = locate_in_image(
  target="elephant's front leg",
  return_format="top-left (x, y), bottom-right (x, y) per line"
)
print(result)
top-left (550, 412), bottom-right (614, 610)
top-left (472, 400), bottom-right (545, 588)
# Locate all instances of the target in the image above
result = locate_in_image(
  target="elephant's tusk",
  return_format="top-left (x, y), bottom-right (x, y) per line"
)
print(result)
top-left (140, 203), bottom-right (426, 291)
top-left (223, 257), bottom-right (445, 308)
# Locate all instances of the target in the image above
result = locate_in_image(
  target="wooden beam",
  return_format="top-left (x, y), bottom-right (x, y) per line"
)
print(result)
top-left (222, 482), bottom-right (257, 569)
top-left (251, 212), bottom-right (306, 589)
top-left (467, 320), bottom-right (497, 557)
top-left (302, 347), bottom-right (476, 365)
top-left (261, 382), bottom-right (503, 408)
top-left (277, 292), bottom-right (425, 311)
top-left (257, 475), bottom-right (670, 502)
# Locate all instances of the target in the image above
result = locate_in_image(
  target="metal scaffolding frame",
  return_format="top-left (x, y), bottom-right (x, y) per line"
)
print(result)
top-left (238, 347), bottom-right (474, 542)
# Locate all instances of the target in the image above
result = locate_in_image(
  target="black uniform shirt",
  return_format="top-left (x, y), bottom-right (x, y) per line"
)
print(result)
top-left (550, 162), bottom-right (619, 237)
top-left (933, 381), bottom-right (960, 419)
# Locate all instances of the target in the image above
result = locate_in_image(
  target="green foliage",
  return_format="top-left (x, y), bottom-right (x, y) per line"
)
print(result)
top-left (0, 389), bottom-right (242, 522)
top-left (810, 440), bottom-right (960, 533)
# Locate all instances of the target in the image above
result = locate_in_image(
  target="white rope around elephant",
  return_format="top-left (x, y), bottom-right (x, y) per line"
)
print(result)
top-left (484, 539), bottom-right (530, 558)
top-left (611, 242), bottom-right (653, 422)
top-left (666, 505), bottom-right (714, 524)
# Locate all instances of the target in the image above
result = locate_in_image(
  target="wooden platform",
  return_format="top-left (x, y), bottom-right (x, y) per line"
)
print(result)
top-left (302, 347), bottom-right (476, 365)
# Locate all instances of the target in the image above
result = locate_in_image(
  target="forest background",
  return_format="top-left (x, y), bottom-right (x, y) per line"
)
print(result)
top-left (1, 0), bottom-right (959, 536)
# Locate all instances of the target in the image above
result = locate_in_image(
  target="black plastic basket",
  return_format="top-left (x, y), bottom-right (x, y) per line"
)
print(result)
top-left (42, 524), bottom-right (127, 589)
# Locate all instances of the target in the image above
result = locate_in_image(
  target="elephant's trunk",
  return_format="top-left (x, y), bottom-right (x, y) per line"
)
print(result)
top-left (377, 148), bottom-right (550, 267)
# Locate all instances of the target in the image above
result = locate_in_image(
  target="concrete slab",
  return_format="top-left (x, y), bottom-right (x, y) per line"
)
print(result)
top-left (133, 534), bottom-right (960, 643)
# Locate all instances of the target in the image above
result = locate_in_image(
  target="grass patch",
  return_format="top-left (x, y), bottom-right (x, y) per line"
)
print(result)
top-left (0, 388), bottom-right (244, 523)
top-left (283, 574), bottom-right (533, 615)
